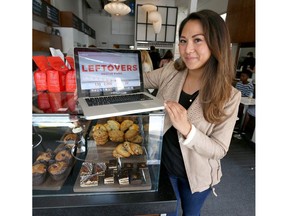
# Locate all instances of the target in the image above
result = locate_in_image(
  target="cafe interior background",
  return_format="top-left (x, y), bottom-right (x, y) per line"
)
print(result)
top-left (2, 0), bottom-right (288, 215)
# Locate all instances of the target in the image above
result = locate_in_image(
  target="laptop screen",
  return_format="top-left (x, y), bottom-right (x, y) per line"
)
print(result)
top-left (74, 48), bottom-right (144, 97)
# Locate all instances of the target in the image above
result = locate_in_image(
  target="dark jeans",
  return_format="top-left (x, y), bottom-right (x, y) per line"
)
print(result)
top-left (167, 175), bottom-right (211, 216)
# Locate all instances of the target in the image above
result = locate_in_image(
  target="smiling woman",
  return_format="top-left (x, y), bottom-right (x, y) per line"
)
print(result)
top-left (143, 10), bottom-right (241, 216)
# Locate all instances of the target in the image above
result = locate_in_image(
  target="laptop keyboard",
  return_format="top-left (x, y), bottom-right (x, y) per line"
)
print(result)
top-left (85, 93), bottom-right (153, 106)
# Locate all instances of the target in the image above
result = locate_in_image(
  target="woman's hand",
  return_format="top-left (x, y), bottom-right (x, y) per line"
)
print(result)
top-left (164, 100), bottom-right (191, 137)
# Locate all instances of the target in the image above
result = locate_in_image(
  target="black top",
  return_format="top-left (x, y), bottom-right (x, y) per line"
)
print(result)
top-left (162, 90), bottom-right (199, 178)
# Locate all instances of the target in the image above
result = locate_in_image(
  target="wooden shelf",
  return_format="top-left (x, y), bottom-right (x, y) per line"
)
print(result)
top-left (60, 11), bottom-right (96, 39)
top-left (33, 29), bottom-right (62, 52)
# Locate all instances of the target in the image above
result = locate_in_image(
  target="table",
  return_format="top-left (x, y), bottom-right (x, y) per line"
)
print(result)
top-left (240, 97), bottom-right (255, 129)
top-left (238, 97), bottom-right (255, 142)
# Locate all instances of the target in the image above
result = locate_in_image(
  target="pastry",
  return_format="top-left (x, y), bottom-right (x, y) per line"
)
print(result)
top-left (129, 124), bottom-right (139, 131)
top-left (130, 143), bottom-right (143, 155)
top-left (143, 123), bottom-right (149, 132)
top-left (115, 116), bottom-right (124, 123)
top-left (104, 123), bottom-right (112, 131)
top-left (124, 129), bottom-right (138, 141)
top-left (93, 129), bottom-right (109, 145)
top-left (63, 133), bottom-right (77, 143)
top-left (55, 149), bottom-right (73, 165)
top-left (104, 170), bottom-right (114, 184)
top-left (107, 120), bottom-right (120, 130)
top-left (118, 169), bottom-right (129, 185)
top-left (80, 174), bottom-right (99, 187)
top-left (113, 149), bottom-right (124, 158)
top-left (130, 134), bottom-right (143, 144)
top-left (108, 130), bottom-right (124, 142)
top-left (93, 162), bottom-right (106, 175)
top-left (123, 163), bottom-right (134, 170)
top-left (130, 170), bottom-right (142, 185)
top-left (36, 150), bottom-right (54, 164)
top-left (107, 159), bottom-right (118, 171)
top-left (115, 144), bottom-right (131, 157)
top-left (32, 162), bottom-right (47, 185)
top-left (137, 162), bottom-right (147, 169)
top-left (93, 123), bottom-right (107, 131)
top-left (123, 141), bottom-right (134, 155)
top-left (80, 162), bottom-right (93, 176)
top-left (120, 119), bottom-right (134, 132)
top-left (48, 161), bottom-right (69, 181)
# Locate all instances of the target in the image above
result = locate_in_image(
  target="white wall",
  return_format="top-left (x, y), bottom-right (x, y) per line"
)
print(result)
top-left (87, 14), bottom-right (135, 48)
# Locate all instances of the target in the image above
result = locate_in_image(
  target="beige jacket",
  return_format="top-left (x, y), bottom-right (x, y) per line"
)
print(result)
top-left (143, 62), bottom-right (241, 193)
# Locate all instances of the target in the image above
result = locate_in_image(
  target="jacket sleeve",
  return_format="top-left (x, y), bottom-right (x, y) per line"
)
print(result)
top-left (179, 89), bottom-right (241, 160)
top-left (143, 62), bottom-right (175, 90)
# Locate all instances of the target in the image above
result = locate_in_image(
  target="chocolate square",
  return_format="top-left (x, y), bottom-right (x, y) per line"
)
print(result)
top-left (129, 170), bottom-right (142, 185)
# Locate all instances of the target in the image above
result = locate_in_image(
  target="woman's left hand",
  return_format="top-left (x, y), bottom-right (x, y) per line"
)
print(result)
top-left (164, 100), bottom-right (191, 137)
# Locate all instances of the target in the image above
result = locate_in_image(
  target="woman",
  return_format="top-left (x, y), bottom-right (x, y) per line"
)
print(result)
top-left (143, 10), bottom-right (241, 216)
top-left (159, 50), bottom-right (174, 67)
top-left (140, 50), bottom-right (153, 73)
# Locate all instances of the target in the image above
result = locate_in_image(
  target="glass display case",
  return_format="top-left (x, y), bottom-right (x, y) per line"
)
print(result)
top-left (32, 92), bottom-right (165, 196)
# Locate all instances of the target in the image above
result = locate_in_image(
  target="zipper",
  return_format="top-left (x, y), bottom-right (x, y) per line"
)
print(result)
top-left (208, 158), bottom-right (218, 197)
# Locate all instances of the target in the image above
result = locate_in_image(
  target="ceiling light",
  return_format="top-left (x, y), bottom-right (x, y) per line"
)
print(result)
top-left (141, 4), bottom-right (157, 13)
top-left (153, 20), bottom-right (162, 34)
top-left (104, 0), bottom-right (131, 16)
top-left (148, 11), bottom-right (161, 23)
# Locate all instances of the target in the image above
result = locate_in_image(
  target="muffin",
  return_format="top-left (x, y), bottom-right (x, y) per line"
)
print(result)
top-left (48, 161), bottom-right (69, 181)
top-left (35, 149), bottom-right (54, 164)
top-left (63, 133), bottom-right (77, 143)
top-left (32, 162), bottom-right (47, 185)
top-left (55, 149), bottom-right (73, 165)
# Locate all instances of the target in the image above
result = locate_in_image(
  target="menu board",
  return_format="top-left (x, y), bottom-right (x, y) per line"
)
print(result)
top-left (33, 0), bottom-right (60, 25)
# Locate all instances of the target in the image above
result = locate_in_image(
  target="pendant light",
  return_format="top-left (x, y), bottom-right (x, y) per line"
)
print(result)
top-left (104, 0), bottom-right (131, 16)
top-left (141, 3), bottom-right (162, 34)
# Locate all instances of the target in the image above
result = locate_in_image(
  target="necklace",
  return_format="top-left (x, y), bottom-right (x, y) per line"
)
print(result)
top-left (189, 91), bottom-right (199, 103)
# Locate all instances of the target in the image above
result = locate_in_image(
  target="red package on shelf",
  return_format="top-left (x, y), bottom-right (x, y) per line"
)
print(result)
top-left (46, 69), bottom-right (61, 92)
top-left (66, 93), bottom-right (77, 112)
top-left (34, 69), bottom-right (47, 91)
top-left (47, 56), bottom-right (69, 92)
top-left (65, 70), bottom-right (76, 92)
top-left (37, 92), bottom-right (50, 111)
top-left (48, 92), bottom-right (63, 112)
top-left (33, 56), bottom-right (51, 91)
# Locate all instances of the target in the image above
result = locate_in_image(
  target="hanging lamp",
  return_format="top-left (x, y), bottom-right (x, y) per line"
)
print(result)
top-left (104, 0), bottom-right (131, 16)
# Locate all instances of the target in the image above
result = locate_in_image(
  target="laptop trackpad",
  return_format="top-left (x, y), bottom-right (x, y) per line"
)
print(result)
top-left (114, 103), bottom-right (144, 112)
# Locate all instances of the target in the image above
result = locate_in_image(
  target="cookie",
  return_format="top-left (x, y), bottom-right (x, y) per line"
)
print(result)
top-left (123, 141), bottom-right (134, 155)
top-left (93, 129), bottom-right (109, 145)
top-left (129, 124), bottom-right (139, 131)
top-left (115, 144), bottom-right (131, 157)
top-left (104, 123), bottom-right (112, 131)
top-left (107, 120), bottom-right (121, 130)
top-left (112, 149), bottom-right (124, 158)
top-left (130, 143), bottom-right (143, 155)
top-left (108, 130), bottom-right (124, 142)
top-left (130, 135), bottom-right (143, 144)
top-left (125, 129), bottom-right (138, 141)
top-left (120, 119), bottom-right (134, 132)
top-left (93, 124), bottom-right (107, 131)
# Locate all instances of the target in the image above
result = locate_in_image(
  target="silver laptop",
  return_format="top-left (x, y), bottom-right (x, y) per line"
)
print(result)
top-left (74, 47), bottom-right (164, 120)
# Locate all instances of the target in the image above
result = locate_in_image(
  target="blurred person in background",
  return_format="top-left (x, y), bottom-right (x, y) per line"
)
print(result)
top-left (159, 50), bottom-right (174, 67)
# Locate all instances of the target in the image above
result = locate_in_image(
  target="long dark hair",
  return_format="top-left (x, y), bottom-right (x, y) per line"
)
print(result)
top-left (174, 10), bottom-right (234, 123)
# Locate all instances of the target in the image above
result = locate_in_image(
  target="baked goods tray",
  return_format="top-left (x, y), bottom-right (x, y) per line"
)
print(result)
top-left (33, 144), bottom-right (76, 191)
top-left (33, 166), bottom-right (73, 191)
top-left (73, 168), bottom-right (151, 192)
top-left (73, 140), bottom-right (151, 192)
